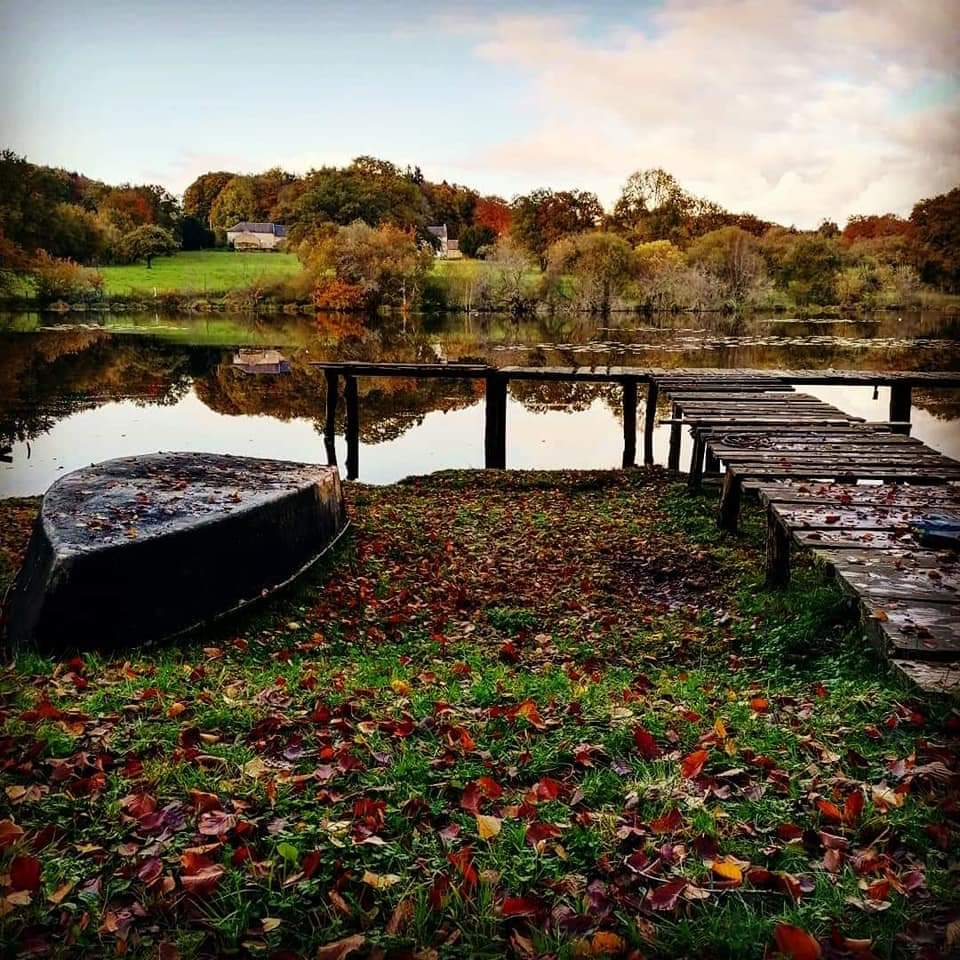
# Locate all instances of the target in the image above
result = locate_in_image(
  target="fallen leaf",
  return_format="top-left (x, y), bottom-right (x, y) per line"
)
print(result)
top-left (476, 815), bottom-right (502, 840)
top-left (773, 923), bottom-right (822, 960)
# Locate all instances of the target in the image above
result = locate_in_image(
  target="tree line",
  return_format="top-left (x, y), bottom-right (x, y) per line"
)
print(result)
top-left (0, 146), bottom-right (957, 312)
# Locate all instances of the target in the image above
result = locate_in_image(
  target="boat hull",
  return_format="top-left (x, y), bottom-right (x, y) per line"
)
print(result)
top-left (4, 453), bottom-right (347, 655)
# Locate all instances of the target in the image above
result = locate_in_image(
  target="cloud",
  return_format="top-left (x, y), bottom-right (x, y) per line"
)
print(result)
top-left (453, 0), bottom-right (960, 226)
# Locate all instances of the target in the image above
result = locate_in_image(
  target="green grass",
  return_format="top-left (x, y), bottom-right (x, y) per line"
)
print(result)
top-left (0, 471), bottom-right (956, 959)
top-left (98, 249), bottom-right (304, 296)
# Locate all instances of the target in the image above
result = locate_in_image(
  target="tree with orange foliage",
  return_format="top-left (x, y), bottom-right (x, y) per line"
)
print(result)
top-left (473, 196), bottom-right (512, 236)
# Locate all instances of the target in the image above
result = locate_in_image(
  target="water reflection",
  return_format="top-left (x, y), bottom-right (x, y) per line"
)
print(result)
top-left (1, 309), bottom-right (957, 496)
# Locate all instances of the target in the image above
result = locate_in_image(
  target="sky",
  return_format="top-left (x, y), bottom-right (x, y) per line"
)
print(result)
top-left (1, 0), bottom-right (957, 228)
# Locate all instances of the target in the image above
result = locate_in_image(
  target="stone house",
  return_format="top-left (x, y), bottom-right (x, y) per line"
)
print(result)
top-left (226, 222), bottom-right (288, 251)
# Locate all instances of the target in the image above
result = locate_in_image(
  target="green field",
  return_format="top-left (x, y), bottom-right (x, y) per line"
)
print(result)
top-left (99, 250), bottom-right (304, 296)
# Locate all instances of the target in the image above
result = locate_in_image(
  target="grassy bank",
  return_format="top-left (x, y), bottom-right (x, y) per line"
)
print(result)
top-left (98, 250), bottom-right (304, 296)
top-left (0, 472), bottom-right (957, 959)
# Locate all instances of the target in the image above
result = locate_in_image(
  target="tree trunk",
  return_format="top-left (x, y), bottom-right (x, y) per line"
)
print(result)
top-left (146, 255), bottom-right (152, 270)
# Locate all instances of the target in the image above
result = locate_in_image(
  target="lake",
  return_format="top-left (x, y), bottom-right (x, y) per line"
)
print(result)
top-left (1, 308), bottom-right (958, 497)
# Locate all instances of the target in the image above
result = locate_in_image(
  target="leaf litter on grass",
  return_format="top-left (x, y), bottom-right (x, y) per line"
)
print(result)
top-left (0, 470), bottom-right (957, 959)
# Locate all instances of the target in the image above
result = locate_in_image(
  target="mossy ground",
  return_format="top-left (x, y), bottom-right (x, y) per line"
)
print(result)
top-left (0, 471), bottom-right (956, 960)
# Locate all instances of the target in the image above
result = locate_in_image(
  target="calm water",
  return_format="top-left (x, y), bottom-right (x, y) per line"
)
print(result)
top-left (1, 309), bottom-right (958, 497)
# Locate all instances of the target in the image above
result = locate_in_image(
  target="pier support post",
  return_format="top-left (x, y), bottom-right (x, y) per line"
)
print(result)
top-left (324, 370), bottom-right (339, 466)
top-left (344, 374), bottom-right (359, 481)
top-left (765, 511), bottom-right (791, 585)
top-left (484, 372), bottom-right (507, 469)
top-left (718, 470), bottom-right (742, 532)
top-left (889, 383), bottom-right (912, 436)
top-left (622, 380), bottom-right (637, 468)
top-left (643, 380), bottom-right (659, 465)
top-left (667, 402), bottom-right (681, 472)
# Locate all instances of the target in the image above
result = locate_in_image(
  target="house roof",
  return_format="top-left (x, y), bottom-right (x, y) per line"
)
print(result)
top-left (227, 222), bottom-right (287, 237)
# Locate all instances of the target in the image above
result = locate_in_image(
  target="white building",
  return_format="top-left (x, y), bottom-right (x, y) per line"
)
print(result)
top-left (226, 222), bottom-right (288, 251)
top-left (426, 224), bottom-right (462, 260)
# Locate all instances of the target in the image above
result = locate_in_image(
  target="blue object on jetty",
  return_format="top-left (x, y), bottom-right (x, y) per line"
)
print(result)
top-left (911, 513), bottom-right (960, 550)
top-left (3, 453), bottom-right (347, 655)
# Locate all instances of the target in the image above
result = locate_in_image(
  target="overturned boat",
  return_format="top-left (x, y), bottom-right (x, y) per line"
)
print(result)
top-left (4, 453), bottom-right (347, 655)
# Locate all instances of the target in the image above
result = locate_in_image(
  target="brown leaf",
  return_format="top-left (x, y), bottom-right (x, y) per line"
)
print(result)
top-left (476, 815), bottom-right (502, 840)
top-left (0, 819), bottom-right (24, 849)
top-left (316, 934), bottom-right (366, 960)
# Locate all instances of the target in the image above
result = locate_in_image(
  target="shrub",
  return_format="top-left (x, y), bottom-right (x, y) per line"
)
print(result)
top-left (313, 278), bottom-right (369, 311)
top-left (31, 251), bottom-right (104, 303)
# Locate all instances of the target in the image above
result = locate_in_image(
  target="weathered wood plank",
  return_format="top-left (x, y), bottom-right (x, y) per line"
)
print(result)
top-left (860, 599), bottom-right (960, 660)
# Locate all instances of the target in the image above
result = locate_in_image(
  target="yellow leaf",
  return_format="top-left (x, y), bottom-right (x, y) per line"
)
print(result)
top-left (243, 757), bottom-right (269, 780)
top-left (47, 881), bottom-right (75, 905)
top-left (713, 718), bottom-right (727, 738)
top-left (711, 858), bottom-right (743, 883)
top-left (261, 917), bottom-right (282, 932)
top-left (362, 870), bottom-right (402, 890)
top-left (476, 814), bottom-right (502, 840)
top-left (390, 679), bottom-right (411, 696)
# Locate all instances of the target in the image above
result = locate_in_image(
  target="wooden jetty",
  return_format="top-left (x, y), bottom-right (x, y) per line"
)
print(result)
top-left (651, 372), bottom-right (960, 693)
top-left (300, 361), bottom-right (960, 691)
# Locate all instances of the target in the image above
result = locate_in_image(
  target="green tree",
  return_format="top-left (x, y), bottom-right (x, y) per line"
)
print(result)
top-left (459, 224), bottom-right (496, 258)
top-left (210, 176), bottom-right (258, 231)
top-left (686, 226), bottom-right (766, 303)
top-left (511, 189), bottom-right (603, 269)
top-left (118, 225), bottom-right (178, 268)
top-left (543, 231), bottom-right (636, 315)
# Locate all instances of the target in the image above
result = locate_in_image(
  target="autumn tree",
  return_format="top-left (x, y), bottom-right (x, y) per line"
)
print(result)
top-left (473, 196), bottom-right (512, 236)
top-left (910, 186), bottom-right (960, 290)
top-left (118, 224), bottom-right (178, 268)
top-left (511, 189), bottom-right (603, 269)
top-left (299, 221), bottom-right (432, 314)
top-left (183, 171), bottom-right (236, 226)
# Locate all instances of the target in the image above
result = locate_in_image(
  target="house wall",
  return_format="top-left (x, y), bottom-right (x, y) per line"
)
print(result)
top-left (227, 231), bottom-right (281, 250)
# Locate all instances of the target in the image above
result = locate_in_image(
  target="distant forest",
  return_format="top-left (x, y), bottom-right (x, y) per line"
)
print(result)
top-left (1, 148), bottom-right (957, 312)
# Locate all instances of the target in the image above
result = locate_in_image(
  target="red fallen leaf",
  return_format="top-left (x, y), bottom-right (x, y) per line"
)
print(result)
top-left (198, 810), bottom-right (237, 836)
top-left (633, 725), bottom-right (662, 760)
top-left (189, 790), bottom-right (222, 813)
top-left (525, 821), bottom-right (562, 847)
top-left (680, 749), bottom-right (709, 779)
top-left (447, 847), bottom-right (478, 892)
top-left (500, 894), bottom-right (544, 918)
top-left (499, 641), bottom-right (520, 663)
top-left (429, 871), bottom-right (451, 910)
top-left (648, 878), bottom-right (687, 911)
top-left (774, 923), bottom-right (822, 960)
top-left (302, 850), bottom-right (323, 879)
top-left (777, 823), bottom-right (803, 842)
top-left (10, 854), bottom-right (42, 891)
top-left (843, 790), bottom-right (864, 825)
top-left (316, 934), bottom-right (366, 960)
top-left (534, 777), bottom-right (562, 801)
top-left (816, 799), bottom-right (843, 823)
top-left (119, 792), bottom-right (157, 820)
top-left (750, 697), bottom-right (769, 713)
top-left (137, 857), bottom-right (163, 885)
top-left (649, 808), bottom-right (684, 833)
top-left (0, 819), bottom-right (24, 849)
